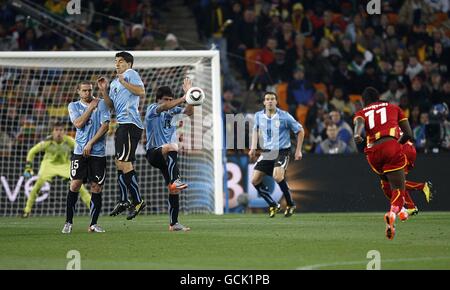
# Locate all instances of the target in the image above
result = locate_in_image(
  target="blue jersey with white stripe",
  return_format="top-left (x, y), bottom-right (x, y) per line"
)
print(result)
top-left (253, 108), bottom-right (302, 150)
top-left (109, 68), bottom-right (144, 129)
top-left (68, 99), bottom-right (110, 157)
top-left (145, 103), bottom-right (183, 149)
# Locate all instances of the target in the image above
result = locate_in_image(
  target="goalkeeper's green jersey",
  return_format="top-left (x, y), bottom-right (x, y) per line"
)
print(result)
top-left (26, 135), bottom-right (75, 165)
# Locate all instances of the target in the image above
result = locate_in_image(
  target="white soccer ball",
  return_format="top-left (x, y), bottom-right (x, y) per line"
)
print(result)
top-left (186, 87), bottom-right (205, 106)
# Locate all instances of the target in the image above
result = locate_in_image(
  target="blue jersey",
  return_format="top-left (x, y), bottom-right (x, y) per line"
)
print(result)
top-left (145, 103), bottom-right (183, 149)
top-left (68, 99), bottom-right (110, 157)
top-left (109, 68), bottom-right (144, 129)
top-left (253, 108), bottom-right (302, 150)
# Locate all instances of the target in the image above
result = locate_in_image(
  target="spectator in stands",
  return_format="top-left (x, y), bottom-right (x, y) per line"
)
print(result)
top-left (391, 60), bottom-right (411, 89)
top-left (414, 111), bottom-right (429, 152)
top-left (291, 3), bottom-right (312, 37)
top-left (315, 123), bottom-right (351, 154)
top-left (410, 76), bottom-right (431, 112)
top-left (381, 78), bottom-right (405, 106)
top-left (430, 42), bottom-right (449, 77)
top-left (329, 109), bottom-right (356, 152)
top-left (45, 0), bottom-right (68, 16)
top-left (405, 55), bottom-right (424, 81)
top-left (287, 66), bottom-right (314, 110)
top-left (164, 33), bottom-right (182, 50)
top-left (0, 23), bottom-right (17, 50)
top-left (330, 87), bottom-right (352, 117)
top-left (126, 24), bottom-right (144, 50)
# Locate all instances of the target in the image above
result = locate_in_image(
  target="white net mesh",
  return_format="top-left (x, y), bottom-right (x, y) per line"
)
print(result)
top-left (0, 51), bottom-right (222, 217)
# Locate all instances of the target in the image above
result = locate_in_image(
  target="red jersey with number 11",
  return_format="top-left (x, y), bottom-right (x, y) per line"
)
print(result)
top-left (353, 102), bottom-right (407, 147)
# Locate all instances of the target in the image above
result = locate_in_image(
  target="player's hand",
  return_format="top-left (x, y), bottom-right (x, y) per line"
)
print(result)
top-left (88, 98), bottom-right (100, 111)
top-left (354, 134), bottom-right (364, 144)
top-left (295, 151), bottom-right (303, 161)
top-left (248, 149), bottom-right (256, 162)
top-left (23, 162), bottom-right (34, 178)
top-left (182, 78), bottom-right (192, 94)
top-left (83, 142), bottom-right (93, 157)
top-left (118, 74), bottom-right (126, 84)
top-left (97, 77), bottom-right (108, 91)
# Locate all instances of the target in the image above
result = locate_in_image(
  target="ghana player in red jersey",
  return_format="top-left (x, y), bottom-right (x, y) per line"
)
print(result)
top-left (353, 87), bottom-right (414, 240)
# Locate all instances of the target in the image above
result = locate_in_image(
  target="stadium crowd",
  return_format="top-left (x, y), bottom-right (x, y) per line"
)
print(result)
top-left (1, 0), bottom-right (449, 155)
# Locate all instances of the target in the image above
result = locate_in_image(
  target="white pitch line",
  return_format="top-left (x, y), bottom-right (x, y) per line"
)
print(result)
top-left (297, 256), bottom-right (450, 270)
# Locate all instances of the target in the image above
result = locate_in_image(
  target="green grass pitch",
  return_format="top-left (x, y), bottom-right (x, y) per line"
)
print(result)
top-left (1, 212), bottom-right (449, 269)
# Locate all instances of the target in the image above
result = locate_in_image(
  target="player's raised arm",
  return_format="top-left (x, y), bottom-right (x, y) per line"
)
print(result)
top-left (118, 73), bottom-right (146, 97)
top-left (70, 98), bottom-right (100, 129)
top-left (97, 77), bottom-right (113, 109)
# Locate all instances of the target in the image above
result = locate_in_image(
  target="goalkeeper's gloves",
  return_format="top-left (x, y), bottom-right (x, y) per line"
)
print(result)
top-left (23, 162), bottom-right (34, 178)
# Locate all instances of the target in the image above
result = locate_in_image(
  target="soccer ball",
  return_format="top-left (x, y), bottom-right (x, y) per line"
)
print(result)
top-left (186, 87), bottom-right (205, 106)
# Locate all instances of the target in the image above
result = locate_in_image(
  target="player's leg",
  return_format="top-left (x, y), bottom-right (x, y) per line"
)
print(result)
top-left (146, 147), bottom-right (189, 231)
top-left (381, 177), bottom-right (417, 213)
top-left (87, 156), bottom-right (106, 232)
top-left (63, 155), bottom-right (88, 233)
top-left (251, 164), bottom-right (280, 217)
top-left (59, 162), bottom-right (91, 209)
top-left (384, 169), bottom-right (406, 240)
top-left (23, 161), bottom-right (54, 217)
top-left (111, 124), bottom-right (145, 217)
top-left (23, 175), bottom-right (49, 217)
top-left (161, 143), bottom-right (187, 192)
top-left (272, 151), bottom-right (295, 217)
top-left (405, 180), bottom-right (433, 203)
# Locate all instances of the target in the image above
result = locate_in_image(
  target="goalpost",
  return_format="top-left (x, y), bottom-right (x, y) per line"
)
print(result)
top-left (0, 51), bottom-right (224, 216)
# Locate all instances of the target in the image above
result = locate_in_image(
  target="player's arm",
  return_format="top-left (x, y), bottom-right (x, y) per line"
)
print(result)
top-left (156, 95), bottom-right (187, 113)
top-left (97, 77), bottom-right (114, 110)
top-left (398, 119), bottom-right (413, 145)
top-left (71, 98), bottom-right (100, 129)
top-left (118, 73), bottom-right (145, 97)
top-left (353, 117), bottom-right (365, 144)
top-left (24, 141), bottom-right (48, 177)
top-left (83, 122), bottom-right (110, 157)
top-left (287, 114), bottom-right (304, 160)
top-left (294, 128), bottom-right (304, 160)
top-left (249, 128), bottom-right (258, 162)
top-left (181, 78), bottom-right (194, 116)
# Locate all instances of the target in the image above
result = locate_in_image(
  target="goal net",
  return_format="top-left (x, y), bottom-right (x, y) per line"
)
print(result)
top-left (0, 51), bottom-right (223, 217)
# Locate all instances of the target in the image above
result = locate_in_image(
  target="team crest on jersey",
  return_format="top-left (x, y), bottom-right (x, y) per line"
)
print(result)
top-left (275, 120), bottom-right (281, 128)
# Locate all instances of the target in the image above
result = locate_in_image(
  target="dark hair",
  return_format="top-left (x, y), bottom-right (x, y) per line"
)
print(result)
top-left (362, 87), bottom-right (380, 104)
top-left (115, 51), bottom-right (134, 67)
top-left (263, 91), bottom-right (278, 100)
top-left (155, 86), bottom-right (174, 101)
top-left (52, 120), bottom-right (65, 128)
top-left (78, 81), bottom-right (92, 89)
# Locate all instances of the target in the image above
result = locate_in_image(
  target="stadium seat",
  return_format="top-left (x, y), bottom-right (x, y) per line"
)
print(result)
top-left (276, 82), bottom-right (289, 111)
top-left (296, 105), bottom-right (309, 127)
top-left (349, 94), bottom-right (362, 103)
top-left (313, 83), bottom-right (329, 99)
top-left (245, 48), bottom-right (263, 77)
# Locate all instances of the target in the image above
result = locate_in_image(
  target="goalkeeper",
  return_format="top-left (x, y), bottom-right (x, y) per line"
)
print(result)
top-left (22, 121), bottom-right (90, 218)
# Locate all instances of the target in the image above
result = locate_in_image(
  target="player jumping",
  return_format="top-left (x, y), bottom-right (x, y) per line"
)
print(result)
top-left (249, 92), bottom-right (304, 218)
top-left (98, 51), bottom-right (146, 220)
top-left (144, 78), bottom-right (194, 231)
top-left (353, 87), bottom-right (413, 240)
top-left (62, 81), bottom-right (110, 233)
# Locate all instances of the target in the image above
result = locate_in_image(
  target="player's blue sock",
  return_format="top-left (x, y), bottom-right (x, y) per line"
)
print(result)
top-left (255, 183), bottom-right (277, 207)
top-left (278, 179), bottom-right (294, 206)
top-left (167, 151), bottom-right (180, 183)
top-left (66, 190), bottom-right (78, 224)
top-left (123, 170), bottom-right (142, 205)
top-left (117, 170), bottom-right (128, 202)
top-left (168, 194), bottom-right (179, 226)
top-left (90, 193), bottom-right (102, 226)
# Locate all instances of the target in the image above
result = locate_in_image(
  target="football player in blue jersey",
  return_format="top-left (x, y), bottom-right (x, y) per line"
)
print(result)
top-left (145, 78), bottom-right (194, 231)
top-left (249, 92), bottom-right (305, 218)
top-left (97, 51), bottom-right (146, 220)
top-left (63, 81), bottom-right (110, 233)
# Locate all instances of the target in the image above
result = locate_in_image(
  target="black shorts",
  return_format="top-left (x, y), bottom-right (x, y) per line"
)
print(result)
top-left (115, 123), bottom-right (143, 162)
top-left (254, 149), bottom-right (290, 176)
top-left (145, 147), bottom-right (170, 185)
top-left (70, 154), bottom-right (107, 185)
